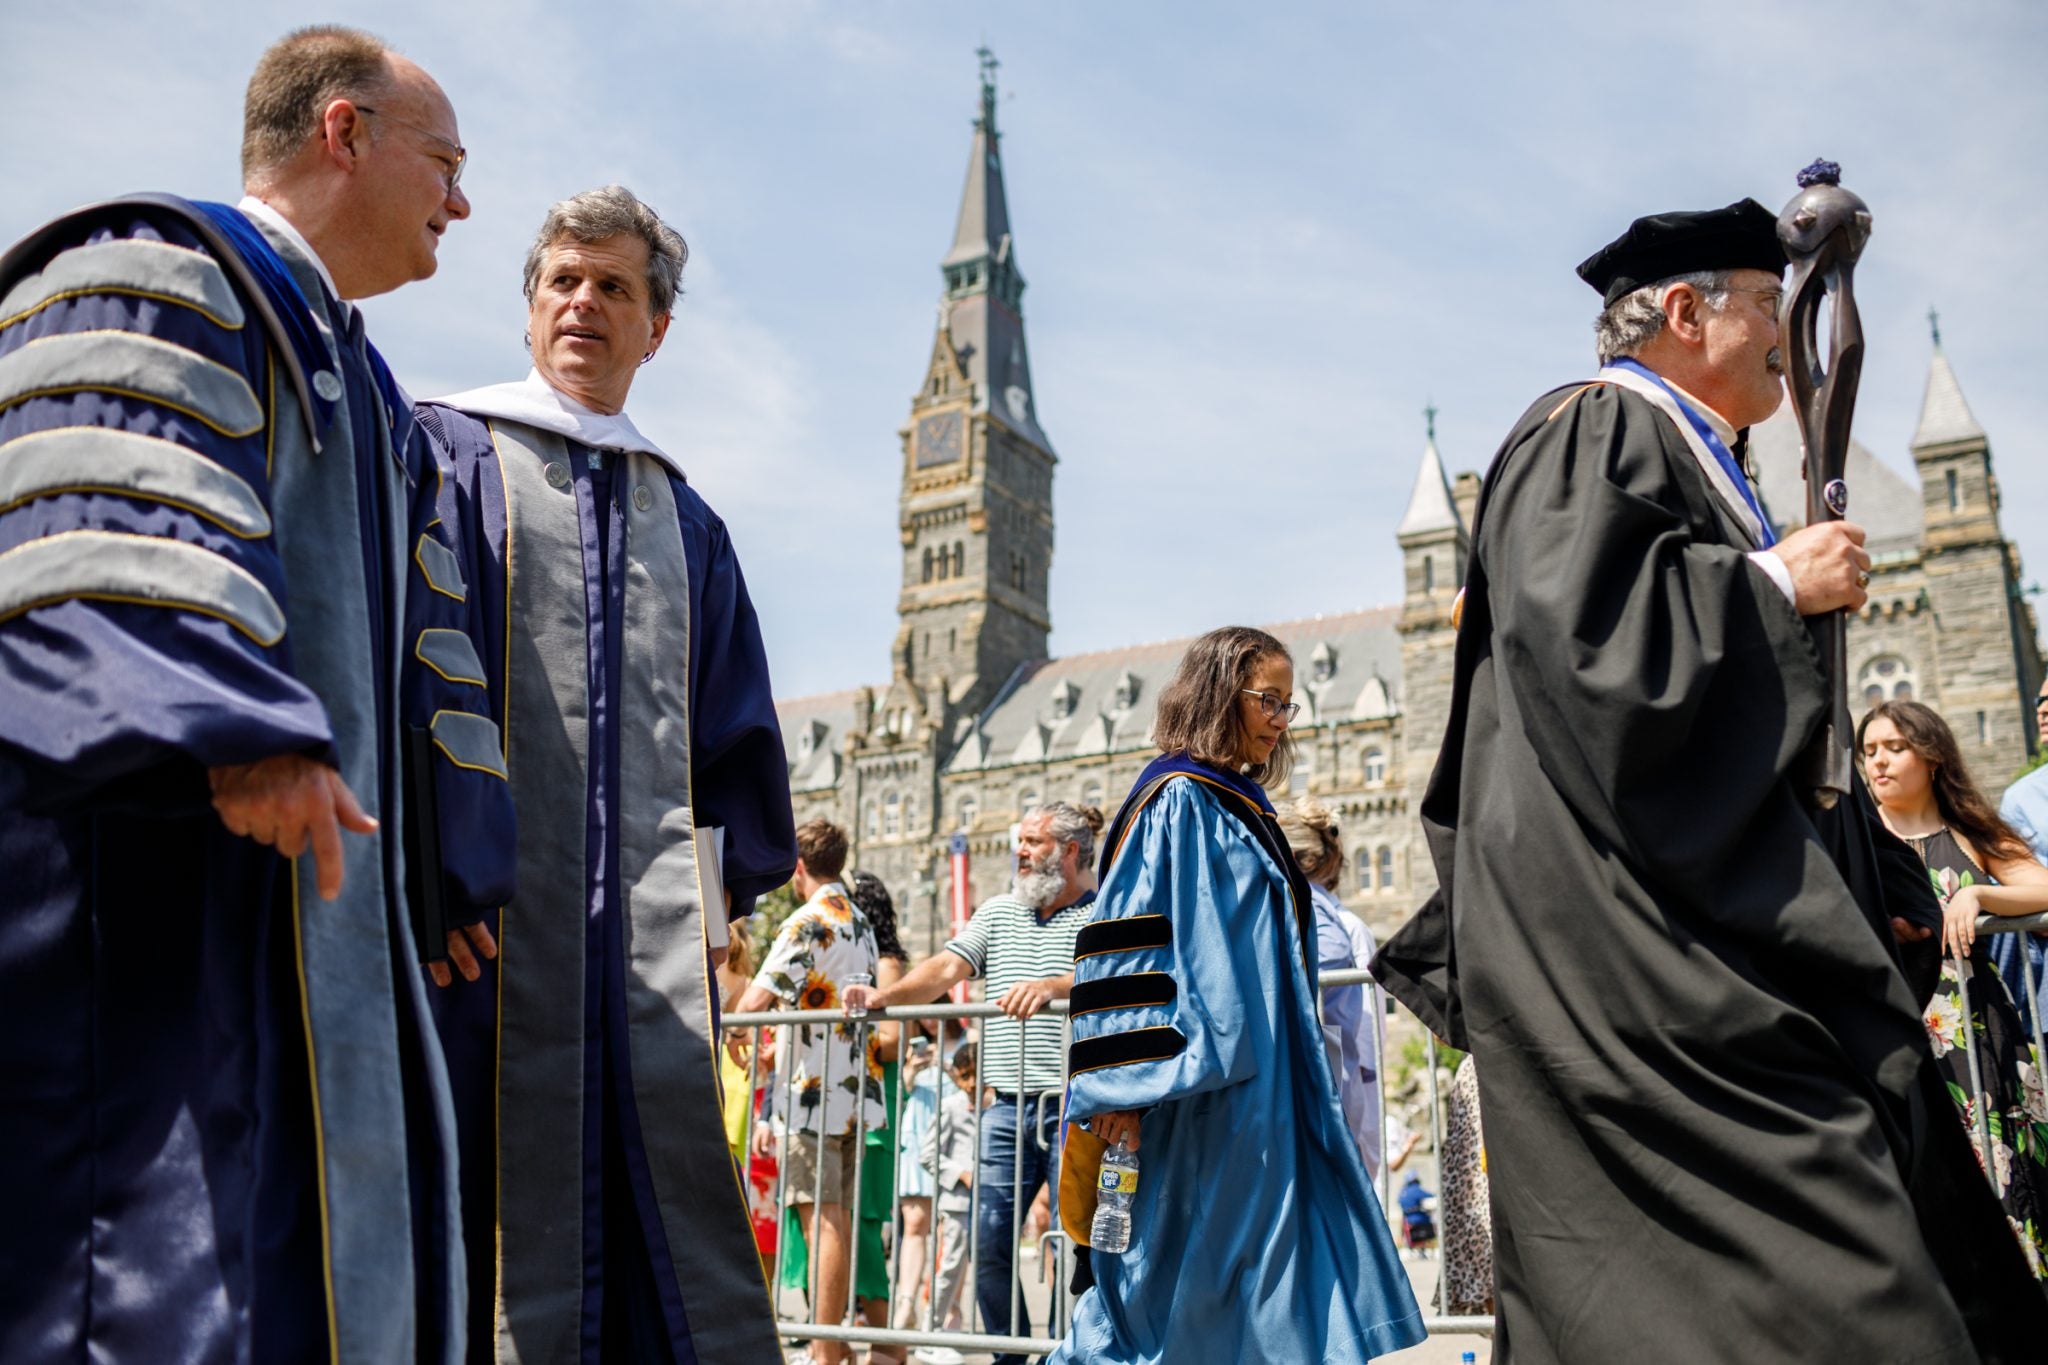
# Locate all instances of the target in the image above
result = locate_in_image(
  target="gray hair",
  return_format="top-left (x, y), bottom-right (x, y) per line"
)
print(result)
top-left (1037, 801), bottom-right (1098, 868)
top-left (521, 185), bottom-right (688, 317)
top-left (1593, 269), bottom-right (1731, 364)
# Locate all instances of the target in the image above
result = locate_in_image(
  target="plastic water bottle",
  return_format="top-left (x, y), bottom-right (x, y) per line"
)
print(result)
top-left (1091, 1136), bottom-right (1139, 1252)
top-left (1461, 1353), bottom-right (1476, 1365)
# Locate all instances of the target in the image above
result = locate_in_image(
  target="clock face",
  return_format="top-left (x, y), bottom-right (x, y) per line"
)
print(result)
top-left (915, 410), bottom-right (964, 468)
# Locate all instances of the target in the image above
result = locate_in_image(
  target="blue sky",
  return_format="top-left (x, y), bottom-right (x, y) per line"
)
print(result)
top-left (5, 1), bottom-right (2043, 699)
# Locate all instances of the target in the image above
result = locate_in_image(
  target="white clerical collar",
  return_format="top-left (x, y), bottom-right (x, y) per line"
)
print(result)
top-left (237, 195), bottom-right (339, 300)
top-left (431, 369), bottom-right (684, 479)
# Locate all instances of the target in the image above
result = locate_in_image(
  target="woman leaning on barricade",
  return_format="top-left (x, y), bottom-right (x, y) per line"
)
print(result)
top-left (1046, 626), bottom-right (1425, 1365)
top-left (1860, 699), bottom-right (2048, 1280)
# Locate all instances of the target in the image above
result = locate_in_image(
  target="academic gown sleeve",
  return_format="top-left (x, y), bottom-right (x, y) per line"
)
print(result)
top-left (402, 425), bottom-right (515, 923)
top-left (1063, 780), bottom-right (1282, 1122)
top-left (672, 479), bottom-right (795, 921)
top-left (1480, 384), bottom-right (1828, 887)
top-left (0, 207), bottom-right (334, 812)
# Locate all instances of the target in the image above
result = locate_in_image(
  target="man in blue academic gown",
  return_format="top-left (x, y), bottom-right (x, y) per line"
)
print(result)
top-left (420, 185), bottom-right (796, 1365)
top-left (0, 25), bottom-right (512, 1365)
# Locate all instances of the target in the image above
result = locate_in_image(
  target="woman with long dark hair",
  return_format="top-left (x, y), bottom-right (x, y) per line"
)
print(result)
top-left (1049, 627), bottom-right (1423, 1364)
top-left (1860, 699), bottom-right (2048, 1278)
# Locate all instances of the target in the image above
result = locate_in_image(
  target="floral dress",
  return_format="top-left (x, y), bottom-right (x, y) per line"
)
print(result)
top-left (1909, 828), bottom-right (2048, 1279)
top-left (752, 883), bottom-right (888, 1138)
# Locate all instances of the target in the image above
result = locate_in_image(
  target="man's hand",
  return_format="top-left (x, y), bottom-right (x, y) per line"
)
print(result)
top-left (841, 982), bottom-right (885, 1015)
top-left (429, 921), bottom-right (499, 988)
top-left (208, 755), bottom-right (378, 900)
top-left (1090, 1109), bottom-right (1141, 1152)
top-left (1890, 916), bottom-right (1935, 947)
top-left (996, 975), bottom-right (1063, 1020)
top-left (1772, 519), bottom-right (1871, 616)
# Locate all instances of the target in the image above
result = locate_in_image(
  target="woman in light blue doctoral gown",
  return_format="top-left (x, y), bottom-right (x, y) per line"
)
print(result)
top-left (1052, 627), bottom-right (1424, 1364)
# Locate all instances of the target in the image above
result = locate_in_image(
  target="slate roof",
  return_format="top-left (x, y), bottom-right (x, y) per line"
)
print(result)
top-left (776, 687), bottom-right (867, 793)
top-left (1911, 346), bottom-right (1986, 449)
top-left (944, 606), bottom-right (1404, 774)
top-left (1396, 437), bottom-right (1461, 538)
top-left (1749, 405), bottom-right (1923, 558)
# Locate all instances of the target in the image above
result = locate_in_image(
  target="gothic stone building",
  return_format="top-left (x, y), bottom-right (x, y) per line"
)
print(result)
top-left (774, 66), bottom-right (2043, 953)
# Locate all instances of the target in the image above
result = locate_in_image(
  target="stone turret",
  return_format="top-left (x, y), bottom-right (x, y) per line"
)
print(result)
top-left (1396, 408), bottom-right (1468, 899)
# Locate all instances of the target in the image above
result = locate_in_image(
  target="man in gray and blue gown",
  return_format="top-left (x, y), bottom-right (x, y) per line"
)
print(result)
top-left (421, 185), bottom-right (796, 1365)
top-left (0, 26), bottom-right (511, 1365)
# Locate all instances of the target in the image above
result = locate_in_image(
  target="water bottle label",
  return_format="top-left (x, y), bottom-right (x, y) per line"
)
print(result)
top-left (1097, 1167), bottom-right (1137, 1195)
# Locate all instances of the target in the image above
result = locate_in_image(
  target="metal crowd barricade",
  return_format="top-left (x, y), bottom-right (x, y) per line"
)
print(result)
top-left (724, 976), bottom-right (1496, 1360)
top-left (720, 912), bottom-right (2048, 1358)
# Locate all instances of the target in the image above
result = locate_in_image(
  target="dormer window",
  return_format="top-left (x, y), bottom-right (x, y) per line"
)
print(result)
top-left (1310, 642), bottom-right (1336, 684)
top-left (1111, 672), bottom-right (1140, 711)
top-left (1048, 680), bottom-right (1079, 720)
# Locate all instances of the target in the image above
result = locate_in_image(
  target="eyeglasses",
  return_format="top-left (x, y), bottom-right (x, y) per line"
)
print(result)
top-left (355, 104), bottom-right (467, 190)
top-left (1723, 286), bottom-right (1784, 316)
top-left (1241, 689), bottom-right (1300, 722)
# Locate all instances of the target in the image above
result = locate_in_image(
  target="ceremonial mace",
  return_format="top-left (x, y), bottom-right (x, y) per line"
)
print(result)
top-left (1779, 159), bottom-right (1872, 809)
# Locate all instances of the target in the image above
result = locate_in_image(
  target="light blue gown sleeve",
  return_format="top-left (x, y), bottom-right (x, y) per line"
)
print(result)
top-left (1064, 780), bottom-right (1285, 1122)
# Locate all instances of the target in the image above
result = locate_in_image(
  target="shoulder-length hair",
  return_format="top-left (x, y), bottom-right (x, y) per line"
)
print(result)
top-left (1152, 626), bottom-right (1295, 788)
top-left (1856, 699), bottom-right (2029, 863)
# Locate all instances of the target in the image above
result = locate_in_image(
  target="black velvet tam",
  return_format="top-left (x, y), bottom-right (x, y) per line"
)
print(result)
top-left (1577, 198), bottom-right (1786, 306)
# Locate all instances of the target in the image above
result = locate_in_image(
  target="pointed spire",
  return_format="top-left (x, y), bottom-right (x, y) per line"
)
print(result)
top-left (1397, 409), bottom-right (1461, 538)
top-left (943, 48), bottom-right (1015, 285)
top-left (1912, 316), bottom-right (1986, 449)
top-left (930, 50), bottom-right (1049, 449)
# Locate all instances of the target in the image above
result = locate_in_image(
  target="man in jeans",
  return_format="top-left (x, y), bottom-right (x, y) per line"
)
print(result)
top-left (739, 819), bottom-right (882, 1365)
top-left (844, 802), bottom-right (1097, 1363)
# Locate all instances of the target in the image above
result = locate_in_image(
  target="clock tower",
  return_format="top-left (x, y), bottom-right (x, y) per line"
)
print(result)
top-left (894, 49), bottom-right (1055, 718)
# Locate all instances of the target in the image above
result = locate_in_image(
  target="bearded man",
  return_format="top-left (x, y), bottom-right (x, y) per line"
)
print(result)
top-left (417, 185), bottom-right (795, 1364)
top-left (843, 801), bottom-right (1098, 1363)
top-left (0, 27), bottom-right (506, 1364)
top-left (1373, 199), bottom-right (2047, 1361)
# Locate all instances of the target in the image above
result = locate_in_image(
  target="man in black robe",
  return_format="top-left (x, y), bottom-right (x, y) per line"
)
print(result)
top-left (1374, 200), bottom-right (2047, 1362)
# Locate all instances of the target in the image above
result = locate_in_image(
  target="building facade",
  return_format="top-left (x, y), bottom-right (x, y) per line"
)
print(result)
top-left (776, 65), bottom-right (2043, 951)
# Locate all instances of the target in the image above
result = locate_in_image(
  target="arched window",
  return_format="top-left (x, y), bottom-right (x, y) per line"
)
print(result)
top-left (921, 547), bottom-right (934, 583)
top-left (1423, 555), bottom-right (1436, 595)
top-left (1363, 747), bottom-right (1387, 785)
top-left (1018, 788), bottom-right (1040, 817)
top-left (1355, 847), bottom-right (1372, 891)
top-left (864, 801), bottom-right (879, 837)
top-left (958, 795), bottom-right (979, 830)
top-left (883, 791), bottom-right (901, 837)
top-left (1376, 845), bottom-right (1395, 890)
top-left (951, 542), bottom-right (965, 577)
top-left (1856, 655), bottom-right (1918, 710)
top-left (903, 794), bottom-right (918, 834)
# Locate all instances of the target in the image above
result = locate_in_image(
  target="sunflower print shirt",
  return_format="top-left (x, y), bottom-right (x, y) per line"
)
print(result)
top-left (755, 883), bottom-right (887, 1138)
